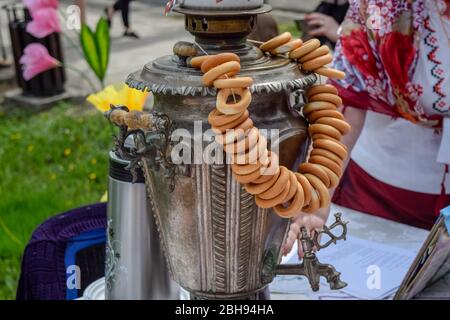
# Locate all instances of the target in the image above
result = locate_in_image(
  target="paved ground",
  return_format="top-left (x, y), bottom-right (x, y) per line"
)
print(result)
top-left (0, 0), bottom-right (318, 97)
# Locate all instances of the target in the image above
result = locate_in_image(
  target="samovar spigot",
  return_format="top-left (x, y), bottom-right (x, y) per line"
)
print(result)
top-left (274, 213), bottom-right (348, 292)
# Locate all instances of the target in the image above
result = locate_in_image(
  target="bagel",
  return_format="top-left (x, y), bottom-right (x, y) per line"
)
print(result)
top-left (224, 127), bottom-right (259, 154)
top-left (309, 155), bottom-right (342, 178)
top-left (298, 45), bottom-right (330, 63)
top-left (306, 84), bottom-right (338, 98)
top-left (304, 173), bottom-right (330, 208)
top-left (314, 163), bottom-right (340, 188)
top-left (257, 166), bottom-right (290, 199)
top-left (303, 101), bottom-right (337, 116)
top-left (202, 61), bottom-right (241, 86)
top-left (208, 108), bottom-right (244, 127)
top-left (314, 67), bottom-right (346, 80)
top-left (214, 118), bottom-right (253, 145)
top-left (308, 123), bottom-right (342, 141)
top-left (302, 54), bottom-right (333, 71)
top-left (213, 76), bottom-right (253, 89)
top-left (295, 173), bottom-right (312, 206)
top-left (315, 117), bottom-right (351, 135)
top-left (302, 187), bottom-right (320, 213)
top-left (274, 182), bottom-right (305, 218)
top-left (312, 139), bottom-right (348, 160)
top-left (211, 110), bottom-right (249, 133)
top-left (289, 38), bottom-right (321, 59)
top-left (308, 93), bottom-right (343, 106)
top-left (270, 39), bottom-right (302, 55)
top-left (298, 162), bottom-right (330, 188)
top-left (216, 87), bottom-right (252, 115)
top-left (190, 55), bottom-right (209, 68)
top-left (307, 109), bottom-right (344, 123)
top-left (255, 181), bottom-right (291, 208)
top-left (201, 53), bottom-right (240, 73)
top-left (310, 148), bottom-right (343, 166)
top-left (260, 32), bottom-right (292, 52)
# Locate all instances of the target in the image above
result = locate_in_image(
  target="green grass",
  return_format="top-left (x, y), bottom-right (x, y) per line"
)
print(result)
top-left (278, 21), bottom-right (302, 39)
top-left (0, 102), bottom-right (113, 299)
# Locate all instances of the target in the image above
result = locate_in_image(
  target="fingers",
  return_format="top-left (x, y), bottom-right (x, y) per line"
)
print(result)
top-left (304, 12), bottom-right (328, 20)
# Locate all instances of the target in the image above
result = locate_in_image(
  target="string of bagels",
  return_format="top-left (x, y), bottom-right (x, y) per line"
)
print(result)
top-left (189, 32), bottom-right (351, 218)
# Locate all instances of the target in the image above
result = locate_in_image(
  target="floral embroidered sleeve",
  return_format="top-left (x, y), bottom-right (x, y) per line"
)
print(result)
top-left (330, 0), bottom-right (443, 128)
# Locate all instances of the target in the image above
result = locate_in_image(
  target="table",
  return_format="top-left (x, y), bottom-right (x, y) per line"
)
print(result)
top-left (79, 204), bottom-right (450, 300)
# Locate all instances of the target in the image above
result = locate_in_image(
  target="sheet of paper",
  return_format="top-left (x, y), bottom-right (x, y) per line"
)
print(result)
top-left (271, 236), bottom-right (417, 300)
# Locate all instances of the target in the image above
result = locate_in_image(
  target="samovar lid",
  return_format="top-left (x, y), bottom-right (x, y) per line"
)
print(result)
top-left (125, 5), bottom-right (316, 96)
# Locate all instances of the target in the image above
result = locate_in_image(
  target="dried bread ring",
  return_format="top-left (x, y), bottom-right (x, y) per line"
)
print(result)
top-left (308, 123), bottom-right (342, 141)
top-left (214, 118), bottom-right (253, 145)
top-left (314, 163), bottom-right (340, 188)
top-left (231, 160), bottom-right (262, 176)
top-left (315, 117), bottom-right (351, 135)
top-left (213, 77), bottom-right (253, 89)
top-left (190, 55), bottom-right (209, 68)
top-left (307, 109), bottom-right (344, 123)
top-left (314, 67), bottom-right (346, 80)
top-left (309, 155), bottom-right (342, 178)
top-left (270, 39), bottom-right (302, 55)
top-left (245, 166), bottom-right (281, 195)
top-left (303, 101), bottom-right (336, 116)
top-left (232, 135), bottom-right (267, 165)
top-left (283, 171), bottom-right (299, 203)
top-left (233, 165), bottom-right (265, 184)
top-left (208, 108), bottom-right (245, 127)
top-left (260, 32), bottom-right (292, 52)
top-left (306, 84), bottom-right (338, 98)
top-left (250, 151), bottom-right (279, 183)
top-left (295, 173), bottom-right (312, 205)
top-left (224, 127), bottom-right (259, 154)
top-left (305, 173), bottom-right (330, 208)
top-left (309, 93), bottom-right (343, 106)
top-left (201, 53), bottom-right (240, 73)
top-left (211, 110), bottom-right (249, 133)
top-left (299, 45), bottom-right (330, 63)
top-left (216, 87), bottom-right (252, 115)
top-left (274, 182), bottom-right (305, 218)
top-left (310, 148), bottom-right (343, 166)
top-left (257, 150), bottom-right (279, 176)
top-left (298, 163), bottom-right (330, 188)
top-left (302, 187), bottom-right (320, 213)
top-left (289, 38), bottom-right (320, 59)
top-left (257, 166), bottom-right (290, 199)
top-left (202, 61), bottom-right (241, 86)
top-left (302, 54), bottom-right (333, 71)
top-left (255, 181), bottom-right (291, 208)
top-left (313, 139), bottom-right (347, 160)
top-left (312, 133), bottom-right (339, 142)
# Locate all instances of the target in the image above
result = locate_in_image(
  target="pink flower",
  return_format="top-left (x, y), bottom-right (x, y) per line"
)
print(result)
top-left (19, 43), bottom-right (61, 80)
top-left (22, 0), bottom-right (58, 12)
top-left (26, 7), bottom-right (61, 38)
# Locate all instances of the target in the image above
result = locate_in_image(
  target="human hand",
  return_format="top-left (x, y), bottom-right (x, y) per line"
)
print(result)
top-left (304, 12), bottom-right (340, 43)
top-left (282, 212), bottom-right (326, 259)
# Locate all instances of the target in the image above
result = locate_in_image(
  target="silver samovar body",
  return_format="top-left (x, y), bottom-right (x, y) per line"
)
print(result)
top-left (122, 5), bottom-right (317, 299)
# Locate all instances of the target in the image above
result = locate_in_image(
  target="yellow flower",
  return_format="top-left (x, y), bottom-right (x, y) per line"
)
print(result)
top-left (63, 148), bottom-right (71, 157)
top-left (88, 173), bottom-right (97, 180)
top-left (86, 83), bottom-right (150, 112)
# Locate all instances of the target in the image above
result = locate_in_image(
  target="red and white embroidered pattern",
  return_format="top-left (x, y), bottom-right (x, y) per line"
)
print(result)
top-left (423, 16), bottom-right (448, 114)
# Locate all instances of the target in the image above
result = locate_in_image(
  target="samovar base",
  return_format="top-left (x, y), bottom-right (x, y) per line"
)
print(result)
top-left (188, 286), bottom-right (270, 300)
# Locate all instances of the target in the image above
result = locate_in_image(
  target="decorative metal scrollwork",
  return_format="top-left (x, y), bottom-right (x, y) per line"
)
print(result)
top-left (107, 105), bottom-right (187, 192)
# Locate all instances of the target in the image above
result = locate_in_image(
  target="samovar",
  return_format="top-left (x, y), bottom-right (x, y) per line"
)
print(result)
top-left (109, 3), bottom-right (346, 299)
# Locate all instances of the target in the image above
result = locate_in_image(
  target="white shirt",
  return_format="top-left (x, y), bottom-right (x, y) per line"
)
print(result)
top-left (351, 1), bottom-right (450, 195)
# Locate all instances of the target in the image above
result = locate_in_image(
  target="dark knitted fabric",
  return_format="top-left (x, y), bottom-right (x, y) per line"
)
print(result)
top-left (16, 202), bottom-right (107, 300)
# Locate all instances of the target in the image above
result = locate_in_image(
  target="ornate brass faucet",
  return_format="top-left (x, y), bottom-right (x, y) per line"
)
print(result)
top-left (275, 213), bottom-right (348, 292)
